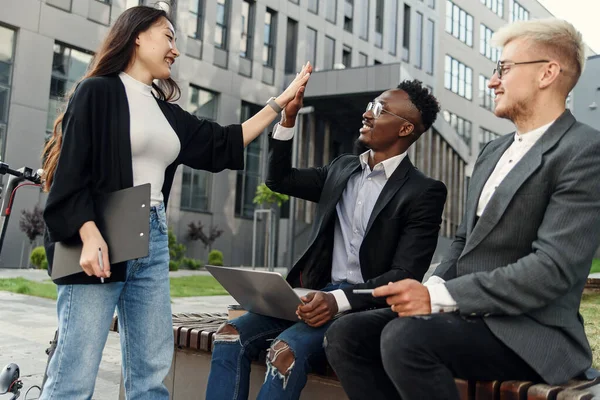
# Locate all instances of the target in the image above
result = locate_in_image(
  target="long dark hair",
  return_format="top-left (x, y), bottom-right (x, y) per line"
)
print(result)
top-left (42, 6), bottom-right (181, 191)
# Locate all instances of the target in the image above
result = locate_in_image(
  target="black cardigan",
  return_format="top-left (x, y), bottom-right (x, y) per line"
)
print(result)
top-left (44, 75), bottom-right (244, 285)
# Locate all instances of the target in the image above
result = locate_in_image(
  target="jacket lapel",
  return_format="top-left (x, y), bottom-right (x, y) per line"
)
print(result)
top-left (464, 136), bottom-right (513, 236)
top-left (461, 110), bottom-right (576, 257)
top-left (115, 77), bottom-right (134, 188)
top-left (364, 156), bottom-right (412, 234)
top-left (313, 157), bottom-right (362, 237)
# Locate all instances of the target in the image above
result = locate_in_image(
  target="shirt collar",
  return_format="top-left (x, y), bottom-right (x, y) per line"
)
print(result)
top-left (358, 150), bottom-right (408, 179)
top-left (514, 120), bottom-right (555, 145)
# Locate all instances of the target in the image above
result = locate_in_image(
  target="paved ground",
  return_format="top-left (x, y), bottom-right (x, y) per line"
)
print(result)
top-left (1, 266), bottom-right (597, 399)
top-left (0, 268), bottom-right (239, 399)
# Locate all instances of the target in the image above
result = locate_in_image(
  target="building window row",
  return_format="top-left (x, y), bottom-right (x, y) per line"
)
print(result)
top-left (47, 43), bottom-right (94, 137)
top-left (445, 0), bottom-right (474, 47)
top-left (0, 25), bottom-right (15, 160)
top-left (409, 128), bottom-right (465, 239)
top-left (444, 55), bottom-right (473, 101)
top-left (480, 24), bottom-right (499, 62)
top-left (480, 127), bottom-right (501, 150)
top-left (480, 0), bottom-right (504, 18)
top-left (443, 110), bottom-right (473, 148)
top-left (510, 0), bottom-right (529, 22)
top-left (479, 75), bottom-right (495, 112)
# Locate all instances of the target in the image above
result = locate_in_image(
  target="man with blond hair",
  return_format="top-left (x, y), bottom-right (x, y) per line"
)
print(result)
top-left (324, 18), bottom-right (600, 400)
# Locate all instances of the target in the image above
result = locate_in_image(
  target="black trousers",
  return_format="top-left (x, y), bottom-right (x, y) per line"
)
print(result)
top-left (324, 308), bottom-right (542, 400)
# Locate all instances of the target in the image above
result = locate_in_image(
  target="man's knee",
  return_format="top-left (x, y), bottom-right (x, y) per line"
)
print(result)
top-left (266, 340), bottom-right (295, 376)
top-left (214, 323), bottom-right (240, 342)
top-left (380, 317), bottom-right (433, 367)
top-left (324, 314), bottom-right (357, 352)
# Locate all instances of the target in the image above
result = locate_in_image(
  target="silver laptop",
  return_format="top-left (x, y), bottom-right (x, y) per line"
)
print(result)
top-left (205, 266), bottom-right (312, 321)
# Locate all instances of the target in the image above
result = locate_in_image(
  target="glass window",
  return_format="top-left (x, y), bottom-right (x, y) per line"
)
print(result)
top-left (479, 75), bottom-right (495, 112)
top-left (358, 0), bottom-right (369, 40)
top-left (374, 0), bottom-right (384, 47)
top-left (342, 45), bottom-right (352, 68)
top-left (444, 55), bottom-right (472, 101)
top-left (387, 0), bottom-right (398, 56)
top-left (481, 0), bottom-right (504, 18)
top-left (358, 52), bottom-right (368, 66)
top-left (0, 25), bottom-right (15, 160)
top-left (263, 9), bottom-right (277, 67)
top-left (188, 0), bottom-right (205, 39)
top-left (510, 0), bottom-right (529, 22)
top-left (415, 11), bottom-right (423, 69)
top-left (443, 110), bottom-right (472, 147)
top-left (326, 0), bottom-right (337, 23)
top-left (285, 18), bottom-right (298, 74)
top-left (480, 127), bottom-right (501, 150)
top-left (308, 0), bottom-right (319, 13)
top-left (425, 19), bottom-right (435, 74)
top-left (235, 102), bottom-right (263, 218)
top-left (47, 43), bottom-right (94, 134)
top-left (480, 24), bottom-right (499, 62)
top-left (215, 0), bottom-right (230, 49)
top-left (324, 36), bottom-right (335, 70)
top-left (240, 0), bottom-right (255, 58)
top-left (306, 27), bottom-right (317, 66)
top-left (344, 0), bottom-right (354, 32)
top-left (446, 1), bottom-right (473, 47)
top-left (181, 86), bottom-right (219, 212)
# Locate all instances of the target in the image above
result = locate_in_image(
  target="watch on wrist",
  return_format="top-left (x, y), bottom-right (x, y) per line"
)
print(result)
top-left (267, 97), bottom-right (283, 113)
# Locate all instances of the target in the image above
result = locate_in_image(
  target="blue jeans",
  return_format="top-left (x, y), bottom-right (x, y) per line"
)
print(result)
top-left (41, 203), bottom-right (172, 400)
top-left (206, 283), bottom-right (351, 400)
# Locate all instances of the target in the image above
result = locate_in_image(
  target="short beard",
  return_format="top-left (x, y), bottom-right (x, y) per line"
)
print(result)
top-left (496, 96), bottom-right (533, 126)
top-left (354, 138), bottom-right (370, 155)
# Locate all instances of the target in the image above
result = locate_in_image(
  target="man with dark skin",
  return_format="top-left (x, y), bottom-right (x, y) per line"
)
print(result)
top-left (207, 79), bottom-right (446, 400)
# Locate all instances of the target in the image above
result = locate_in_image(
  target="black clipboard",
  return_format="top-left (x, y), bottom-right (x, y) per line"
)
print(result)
top-left (51, 184), bottom-right (151, 280)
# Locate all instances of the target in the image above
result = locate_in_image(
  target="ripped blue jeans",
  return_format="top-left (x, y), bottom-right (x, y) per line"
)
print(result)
top-left (206, 283), bottom-right (350, 400)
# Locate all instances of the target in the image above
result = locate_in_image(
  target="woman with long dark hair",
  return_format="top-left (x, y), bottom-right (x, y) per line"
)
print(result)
top-left (40, 6), bottom-right (311, 399)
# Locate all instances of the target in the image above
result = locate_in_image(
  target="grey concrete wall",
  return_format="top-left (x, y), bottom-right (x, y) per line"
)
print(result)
top-left (572, 56), bottom-right (600, 131)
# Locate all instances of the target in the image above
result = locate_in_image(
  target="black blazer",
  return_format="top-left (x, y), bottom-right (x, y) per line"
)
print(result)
top-left (266, 138), bottom-right (447, 311)
top-left (44, 75), bottom-right (245, 285)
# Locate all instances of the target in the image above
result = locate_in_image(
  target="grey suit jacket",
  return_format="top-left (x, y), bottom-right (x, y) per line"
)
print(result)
top-left (434, 110), bottom-right (600, 385)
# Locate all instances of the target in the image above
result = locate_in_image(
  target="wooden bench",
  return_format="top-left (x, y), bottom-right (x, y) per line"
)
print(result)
top-left (110, 313), bottom-right (600, 400)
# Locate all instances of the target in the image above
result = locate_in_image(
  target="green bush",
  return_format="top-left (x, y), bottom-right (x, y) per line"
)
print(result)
top-left (180, 257), bottom-right (203, 270)
top-left (168, 229), bottom-right (186, 262)
top-left (208, 250), bottom-right (224, 266)
top-left (41, 260), bottom-right (49, 270)
top-left (169, 260), bottom-right (179, 271)
top-left (30, 246), bottom-right (47, 269)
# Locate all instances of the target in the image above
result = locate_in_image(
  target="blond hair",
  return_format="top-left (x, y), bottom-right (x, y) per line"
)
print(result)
top-left (492, 18), bottom-right (585, 92)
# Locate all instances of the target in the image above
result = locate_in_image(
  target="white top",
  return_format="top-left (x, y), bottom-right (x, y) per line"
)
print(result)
top-left (119, 72), bottom-right (180, 205)
top-left (272, 124), bottom-right (406, 313)
top-left (426, 120), bottom-right (554, 313)
top-left (476, 122), bottom-right (553, 216)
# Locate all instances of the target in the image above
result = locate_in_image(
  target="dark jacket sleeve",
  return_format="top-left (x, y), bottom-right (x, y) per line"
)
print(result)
top-left (265, 137), bottom-right (330, 203)
top-left (43, 80), bottom-right (97, 243)
top-left (343, 180), bottom-right (448, 310)
top-left (176, 105), bottom-right (245, 172)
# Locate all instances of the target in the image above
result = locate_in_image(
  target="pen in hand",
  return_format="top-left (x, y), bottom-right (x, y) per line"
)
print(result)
top-left (98, 247), bottom-right (104, 283)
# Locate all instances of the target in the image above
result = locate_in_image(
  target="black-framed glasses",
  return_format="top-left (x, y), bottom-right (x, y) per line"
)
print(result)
top-left (493, 59), bottom-right (550, 79)
top-left (366, 101), bottom-right (414, 125)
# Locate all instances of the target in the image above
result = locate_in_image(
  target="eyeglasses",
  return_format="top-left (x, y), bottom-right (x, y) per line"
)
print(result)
top-left (493, 59), bottom-right (550, 79)
top-left (366, 101), bottom-right (414, 125)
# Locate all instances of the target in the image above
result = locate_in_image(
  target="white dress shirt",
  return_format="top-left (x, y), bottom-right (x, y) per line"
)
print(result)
top-left (272, 124), bottom-right (406, 313)
top-left (425, 121), bottom-right (554, 313)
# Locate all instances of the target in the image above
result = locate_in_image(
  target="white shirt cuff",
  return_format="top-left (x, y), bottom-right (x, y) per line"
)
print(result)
top-left (272, 123), bottom-right (295, 141)
top-left (424, 277), bottom-right (459, 314)
top-left (330, 289), bottom-right (352, 313)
